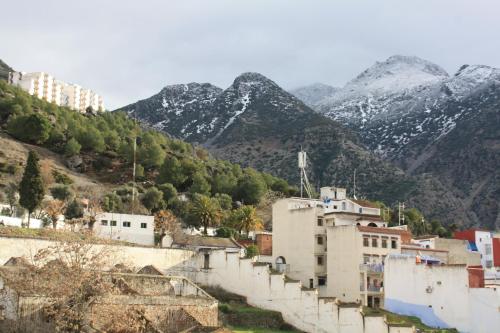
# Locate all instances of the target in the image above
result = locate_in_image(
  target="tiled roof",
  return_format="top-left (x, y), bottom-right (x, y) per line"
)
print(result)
top-left (172, 233), bottom-right (241, 249)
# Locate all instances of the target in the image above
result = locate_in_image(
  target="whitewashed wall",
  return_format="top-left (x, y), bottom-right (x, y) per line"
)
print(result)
top-left (0, 236), bottom-right (417, 333)
top-left (193, 250), bottom-right (414, 333)
top-left (384, 255), bottom-right (499, 333)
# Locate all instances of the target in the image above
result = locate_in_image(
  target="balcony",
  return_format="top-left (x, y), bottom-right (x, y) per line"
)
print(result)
top-left (359, 263), bottom-right (384, 274)
top-left (360, 284), bottom-right (383, 293)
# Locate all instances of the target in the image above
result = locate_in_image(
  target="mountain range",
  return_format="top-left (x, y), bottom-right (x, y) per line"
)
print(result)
top-left (116, 56), bottom-right (500, 229)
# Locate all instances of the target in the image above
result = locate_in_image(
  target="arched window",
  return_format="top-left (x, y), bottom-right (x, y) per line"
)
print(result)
top-left (367, 222), bottom-right (378, 227)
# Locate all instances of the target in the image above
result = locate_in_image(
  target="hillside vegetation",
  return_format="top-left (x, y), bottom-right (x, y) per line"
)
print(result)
top-left (0, 80), bottom-right (295, 232)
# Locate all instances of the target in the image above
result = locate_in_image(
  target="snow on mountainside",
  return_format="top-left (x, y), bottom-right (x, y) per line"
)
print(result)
top-left (301, 55), bottom-right (500, 229)
top-left (289, 83), bottom-right (339, 107)
top-left (311, 56), bottom-right (500, 161)
top-left (117, 82), bottom-right (223, 142)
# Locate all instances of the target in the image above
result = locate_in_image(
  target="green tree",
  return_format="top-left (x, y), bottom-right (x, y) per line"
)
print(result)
top-left (19, 151), bottom-right (45, 227)
top-left (211, 172), bottom-right (237, 195)
top-left (65, 199), bottom-right (84, 220)
top-left (102, 193), bottom-right (122, 213)
top-left (5, 182), bottom-right (18, 216)
top-left (77, 127), bottom-right (105, 153)
top-left (214, 193), bottom-right (233, 210)
top-left (138, 133), bottom-right (165, 169)
top-left (158, 183), bottom-right (178, 204)
top-left (188, 194), bottom-right (222, 234)
top-left (234, 169), bottom-right (267, 205)
top-left (7, 114), bottom-right (51, 144)
top-left (189, 172), bottom-right (211, 196)
top-left (50, 185), bottom-right (73, 201)
top-left (156, 156), bottom-right (187, 187)
top-left (64, 138), bottom-right (81, 157)
top-left (141, 187), bottom-right (164, 213)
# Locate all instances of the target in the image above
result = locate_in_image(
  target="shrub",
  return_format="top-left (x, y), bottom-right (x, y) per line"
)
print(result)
top-left (245, 245), bottom-right (260, 258)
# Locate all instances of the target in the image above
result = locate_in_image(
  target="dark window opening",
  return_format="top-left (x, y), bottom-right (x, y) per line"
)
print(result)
top-left (204, 253), bottom-right (210, 269)
top-left (318, 276), bottom-right (327, 286)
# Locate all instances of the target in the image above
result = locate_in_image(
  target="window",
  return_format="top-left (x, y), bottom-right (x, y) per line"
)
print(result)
top-left (317, 256), bottom-right (324, 266)
top-left (123, 221), bottom-right (131, 227)
top-left (110, 220), bottom-right (117, 226)
top-left (486, 260), bottom-right (493, 268)
top-left (485, 244), bottom-right (492, 255)
top-left (342, 202), bottom-right (346, 210)
top-left (372, 238), bottom-right (378, 248)
top-left (101, 220), bottom-right (108, 226)
top-left (317, 218), bottom-right (323, 226)
top-left (391, 239), bottom-right (398, 249)
top-left (333, 205), bottom-right (338, 209)
top-left (317, 236), bottom-right (323, 245)
top-left (140, 222), bottom-right (147, 229)
top-left (318, 276), bottom-right (327, 286)
top-left (363, 255), bottom-right (370, 264)
top-left (359, 208), bottom-right (363, 214)
top-left (381, 239), bottom-right (387, 248)
top-left (203, 253), bottom-right (210, 269)
top-left (363, 238), bottom-right (369, 247)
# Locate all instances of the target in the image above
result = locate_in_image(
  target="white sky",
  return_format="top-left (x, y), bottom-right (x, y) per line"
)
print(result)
top-left (1, 0), bottom-right (499, 109)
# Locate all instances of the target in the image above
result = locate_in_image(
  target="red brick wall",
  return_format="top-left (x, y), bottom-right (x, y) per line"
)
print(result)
top-left (256, 234), bottom-right (272, 256)
top-left (493, 238), bottom-right (500, 267)
top-left (467, 266), bottom-right (485, 288)
top-left (454, 230), bottom-right (476, 243)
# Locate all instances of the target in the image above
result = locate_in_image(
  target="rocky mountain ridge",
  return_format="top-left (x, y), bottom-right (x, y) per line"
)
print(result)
top-left (116, 71), bottom-right (473, 226)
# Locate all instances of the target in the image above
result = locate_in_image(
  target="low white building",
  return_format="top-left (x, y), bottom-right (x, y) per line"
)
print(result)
top-left (94, 212), bottom-right (154, 246)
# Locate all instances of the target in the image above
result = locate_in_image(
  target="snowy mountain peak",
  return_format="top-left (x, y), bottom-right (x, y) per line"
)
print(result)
top-left (290, 83), bottom-right (339, 107)
top-left (344, 55), bottom-right (448, 96)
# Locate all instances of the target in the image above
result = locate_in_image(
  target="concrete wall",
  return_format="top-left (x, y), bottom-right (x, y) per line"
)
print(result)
top-left (384, 255), bottom-right (499, 333)
top-left (272, 199), bottom-right (319, 287)
top-left (194, 250), bottom-right (414, 333)
top-left (0, 236), bottom-right (197, 278)
top-left (434, 238), bottom-right (481, 266)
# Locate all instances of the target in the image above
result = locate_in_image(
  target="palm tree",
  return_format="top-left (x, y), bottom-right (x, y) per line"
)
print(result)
top-left (231, 205), bottom-right (263, 236)
top-left (189, 194), bottom-right (222, 234)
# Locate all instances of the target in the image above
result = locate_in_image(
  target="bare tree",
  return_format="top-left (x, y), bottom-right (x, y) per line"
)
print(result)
top-left (154, 210), bottom-right (180, 245)
top-left (43, 199), bottom-right (66, 229)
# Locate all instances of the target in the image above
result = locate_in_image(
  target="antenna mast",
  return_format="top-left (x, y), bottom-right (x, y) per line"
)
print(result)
top-left (353, 169), bottom-right (357, 199)
top-left (131, 111), bottom-right (137, 213)
top-left (298, 148), bottom-right (313, 198)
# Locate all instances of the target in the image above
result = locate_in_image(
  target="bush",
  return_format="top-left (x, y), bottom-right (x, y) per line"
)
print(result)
top-left (245, 245), bottom-right (260, 258)
top-left (50, 185), bottom-right (73, 201)
top-left (64, 138), bottom-right (81, 157)
top-left (52, 170), bottom-right (74, 185)
top-left (215, 226), bottom-right (238, 239)
top-left (7, 113), bottom-right (51, 144)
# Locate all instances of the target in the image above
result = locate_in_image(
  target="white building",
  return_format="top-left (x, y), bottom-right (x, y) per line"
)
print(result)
top-left (384, 254), bottom-right (500, 333)
top-left (8, 71), bottom-right (104, 112)
top-left (94, 212), bottom-right (154, 246)
top-left (272, 186), bottom-right (406, 304)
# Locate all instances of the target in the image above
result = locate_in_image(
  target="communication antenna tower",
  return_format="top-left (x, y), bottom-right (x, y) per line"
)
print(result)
top-left (353, 169), bottom-right (357, 200)
top-left (398, 202), bottom-right (405, 225)
top-left (298, 148), bottom-right (313, 198)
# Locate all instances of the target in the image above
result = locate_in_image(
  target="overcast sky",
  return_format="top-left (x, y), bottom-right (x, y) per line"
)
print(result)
top-left (2, 0), bottom-right (499, 109)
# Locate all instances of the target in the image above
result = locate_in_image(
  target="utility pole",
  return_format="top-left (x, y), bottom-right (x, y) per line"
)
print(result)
top-left (353, 169), bottom-right (357, 200)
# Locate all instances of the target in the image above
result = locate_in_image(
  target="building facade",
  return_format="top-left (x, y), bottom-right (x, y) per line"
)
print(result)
top-left (94, 212), bottom-right (154, 246)
top-left (272, 186), bottom-right (407, 303)
top-left (8, 71), bottom-right (104, 112)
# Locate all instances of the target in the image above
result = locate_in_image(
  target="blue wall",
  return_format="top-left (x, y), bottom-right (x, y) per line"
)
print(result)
top-left (385, 298), bottom-right (452, 329)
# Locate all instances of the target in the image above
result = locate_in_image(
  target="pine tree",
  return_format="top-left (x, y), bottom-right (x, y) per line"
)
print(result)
top-left (19, 151), bottom-right (45, 227)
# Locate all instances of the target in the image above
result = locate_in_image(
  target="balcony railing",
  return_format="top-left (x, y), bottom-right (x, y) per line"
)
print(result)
top-left (359, 263), bottom-right (384, 273)
top-left (360, 285), bottom-right (383, 292)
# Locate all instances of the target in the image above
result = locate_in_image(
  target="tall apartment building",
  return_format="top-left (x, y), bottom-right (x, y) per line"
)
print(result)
top-left (272, 186), bottom-right (410, 306)
top-left (8, 71), bottom-right (104, 112)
